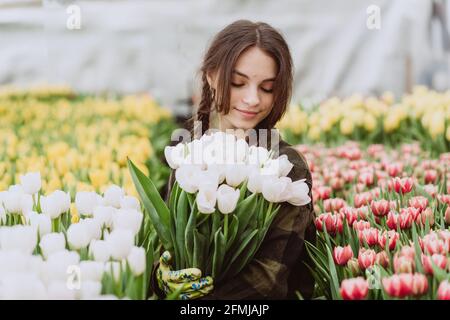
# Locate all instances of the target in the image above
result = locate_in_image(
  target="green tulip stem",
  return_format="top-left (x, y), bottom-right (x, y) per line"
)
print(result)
top-left (224, 214), bottom-right (228, 239)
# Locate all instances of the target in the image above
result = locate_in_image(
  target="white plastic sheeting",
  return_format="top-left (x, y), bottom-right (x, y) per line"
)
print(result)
top-left (0, 0), bottom-right (439, 113)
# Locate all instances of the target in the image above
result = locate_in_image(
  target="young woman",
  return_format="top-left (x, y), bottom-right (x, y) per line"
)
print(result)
top-left (152, 20), bottom-right (316, 300)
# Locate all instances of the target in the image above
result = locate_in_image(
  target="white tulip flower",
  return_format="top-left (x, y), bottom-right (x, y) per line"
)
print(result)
top-left (44, 250), bottom-right (80, 283)
top-left (20, 193), bottom-right (34, 215)
top-left (106, 229), bottom-right (134, 260)
top-left (127, 246), bottom-right (146, 276)
top-left (92, 205), bottom-right (115, 228)
top-left (205, 164), bottom-right (226, 184)
top-left (225, 164), bottom-right (248, 187)
top-left (186, 138), bottom-right (207, 167)
top-left (217, 184), bottom-right (240, 214)
top-left (285, 179), bottom-right (311, 206)
top-left (27, 211), bottom-right (52, 237)
top-left (89, 239), bottom-right (111, 262)
top-left (164, 143), bottom-right (187, 169)
top-left (40, 190), bottom-right (70, 219)
top-left (224, 137), bottom-right (249, 164)
top-left (80, 218), bottom-right (102, 241)
top-left (53, 190), bottom-right (71, 214)
top-left (175, 165), bottom-right (202, 194)
top-left (103, 185), bottom-right (124, 208)
top-left (67, 223), bottom-right (91, 250)
top-left (3, 190), bottom-right (22, 214)
top-left (196, 185), bottom-right (217, 214)
top-left (262, 176), bottom-right (292, 203)
top-left (0, 251), bottom-right (33, 275)
top-left (79, 261), bottom-right (104, 282)
top-left (0, 274), bottom-right (47, 300)
top-left (112, 209), bottom-right (143, 235)
top-left (77, 281), bottom-right (102, 300)
top-left (278, 155), bottom-right (294, 177)
top-left (39, 232), bottom-right (66, 259)
top-left (19, 172), bottom-right (41, 195)
top-left (8, 184), bottom-right (24, 194)
top-left (0, 225), bottom-right (37, 254)
top-left (248, 145), bottom-right (270, 167)
top-left (47, 281), bottom-right (77, 300)
top-left (119, 195), bottom-right (140, 210)
top-left (75, 191), bottom-right (102, 217)
top-left (40, 195), bottom-right (60, 219)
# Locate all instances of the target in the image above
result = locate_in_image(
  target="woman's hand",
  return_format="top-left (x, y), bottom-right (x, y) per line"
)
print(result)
top-left (157, 251), bottom-right (214, 300)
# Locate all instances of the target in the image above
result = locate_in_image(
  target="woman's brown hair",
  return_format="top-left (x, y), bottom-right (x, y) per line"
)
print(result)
top-left (189, 19), bottom-right (293, 137)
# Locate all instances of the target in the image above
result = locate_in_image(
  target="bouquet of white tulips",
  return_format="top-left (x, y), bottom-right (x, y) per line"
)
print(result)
top-left (128, 131), bottom-right (311, 283)
top-left (0, 172), bottom-right (159, 300)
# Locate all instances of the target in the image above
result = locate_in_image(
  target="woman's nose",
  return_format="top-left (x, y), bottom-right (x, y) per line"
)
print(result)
top-left (242, 87), bottom-right (260, 107)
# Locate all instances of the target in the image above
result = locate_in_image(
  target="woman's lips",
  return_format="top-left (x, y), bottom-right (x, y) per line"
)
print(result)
top-left (235, 107), bottom-right (259, 119)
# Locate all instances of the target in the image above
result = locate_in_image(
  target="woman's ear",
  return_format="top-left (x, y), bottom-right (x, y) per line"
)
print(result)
top-left (206, 71), bottom-right (217, 90)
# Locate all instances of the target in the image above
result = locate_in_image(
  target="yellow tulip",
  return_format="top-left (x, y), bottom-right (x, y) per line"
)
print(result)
top-left (307, 127), bottom-right (321, 141)
top-left (429, 112), bottom-right (446, 140)
top-left (340, 118), bottom-right (354, 135)
top-left (88, 169), bottom-right (109, 191)
top-left (364, 114), bottom-right (377, 132)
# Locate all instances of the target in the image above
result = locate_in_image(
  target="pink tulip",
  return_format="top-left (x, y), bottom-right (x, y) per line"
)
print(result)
top-left (437, 194), bottom-right (450, 206)
top-left (421, 254), bottom-right (447, 275)
top-left (437, 280), bottom-right (450, 300)
top-left (356, 206), bottom-right (369, 220)
top-left (315, 213), bottom-right (343, 235)
top-left (333, 245), bottom-right (354, 266)
top-left (411, 273), bottom-right (428, 296)
top-left (342, 170), bottom-right (358, 183)
top-left (393, 177), bottom-right (414, 194)
top-left (423, 184), bottom-right (438, 198)
top-left (359, 171), bottom-right (374, 187)
top-left (423, 237), bottom-right (445, 255)
top-left (340, 207), bottom-right (358, 227)
top-left (340, 277), bottom-right (368, 300)
top-left (330, 177), bottom-right (344, 191)
top-left (358, 228), bottom-right (379, 247)
top-left (358, 248), bottom-right (376, 270)
top-left (418, 208), bottom-right (435, 227)
top-left (370, 187), bottom-right (381, 199)
top-left (401, 207), bottom-right (421, 220)
top-left (386, 162), bottom-right (403, 177)
top-left (386, 211), bottom-right (399, 230)
top-left (398, 211), bottom-right (413, 229)
top-left (324, 198), bottom-right (346, 213)
top-left (393, 255), bottom-right (415, 274)
top-left (370, 200), bottom-right (390, 217)
top-left (408, 196), bottom-right (429, 212)
top-left (378, 230), bottom-right (399, 251)
top-left (353, 220), bottom-right (371, 231)
top-left (316, 186), bottom-right (332, 200)
top-left (375, 251), bottom-right (390, 268)
top-left (354, 192), bottom-right (373, 208)
top-left (424, 169), bottom-right (438, 184)
top-left (382, 273), bottom-right (413, 298)
top-left (398, 246), bottom-right (416, 260)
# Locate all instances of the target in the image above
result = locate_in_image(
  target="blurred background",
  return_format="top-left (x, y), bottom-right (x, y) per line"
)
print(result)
top-left (1, 0), bottom-right (449, 117)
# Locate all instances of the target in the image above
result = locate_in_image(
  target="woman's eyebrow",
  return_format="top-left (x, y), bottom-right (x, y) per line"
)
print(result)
top-left (233, 69), bottom-right (275, 82)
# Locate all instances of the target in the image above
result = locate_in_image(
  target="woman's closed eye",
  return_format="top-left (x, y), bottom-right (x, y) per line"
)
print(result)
top-left (231, 82), bottom-right (273, 93)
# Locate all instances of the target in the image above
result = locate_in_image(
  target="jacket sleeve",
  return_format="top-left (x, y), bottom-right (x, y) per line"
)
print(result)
top-left (202, 147), bottom-right (316, 300)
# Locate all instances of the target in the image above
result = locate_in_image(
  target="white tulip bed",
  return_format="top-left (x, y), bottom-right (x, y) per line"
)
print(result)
top-left (0, 172), bottom-right (157, 300)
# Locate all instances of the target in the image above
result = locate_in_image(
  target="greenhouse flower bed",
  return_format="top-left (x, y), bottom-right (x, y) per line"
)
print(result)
top-left (295, 141), bottom-right (450, 300)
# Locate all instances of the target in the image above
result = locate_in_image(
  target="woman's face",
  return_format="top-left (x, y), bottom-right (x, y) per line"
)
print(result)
top-left (209, 46), bottom-right (277, 131)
